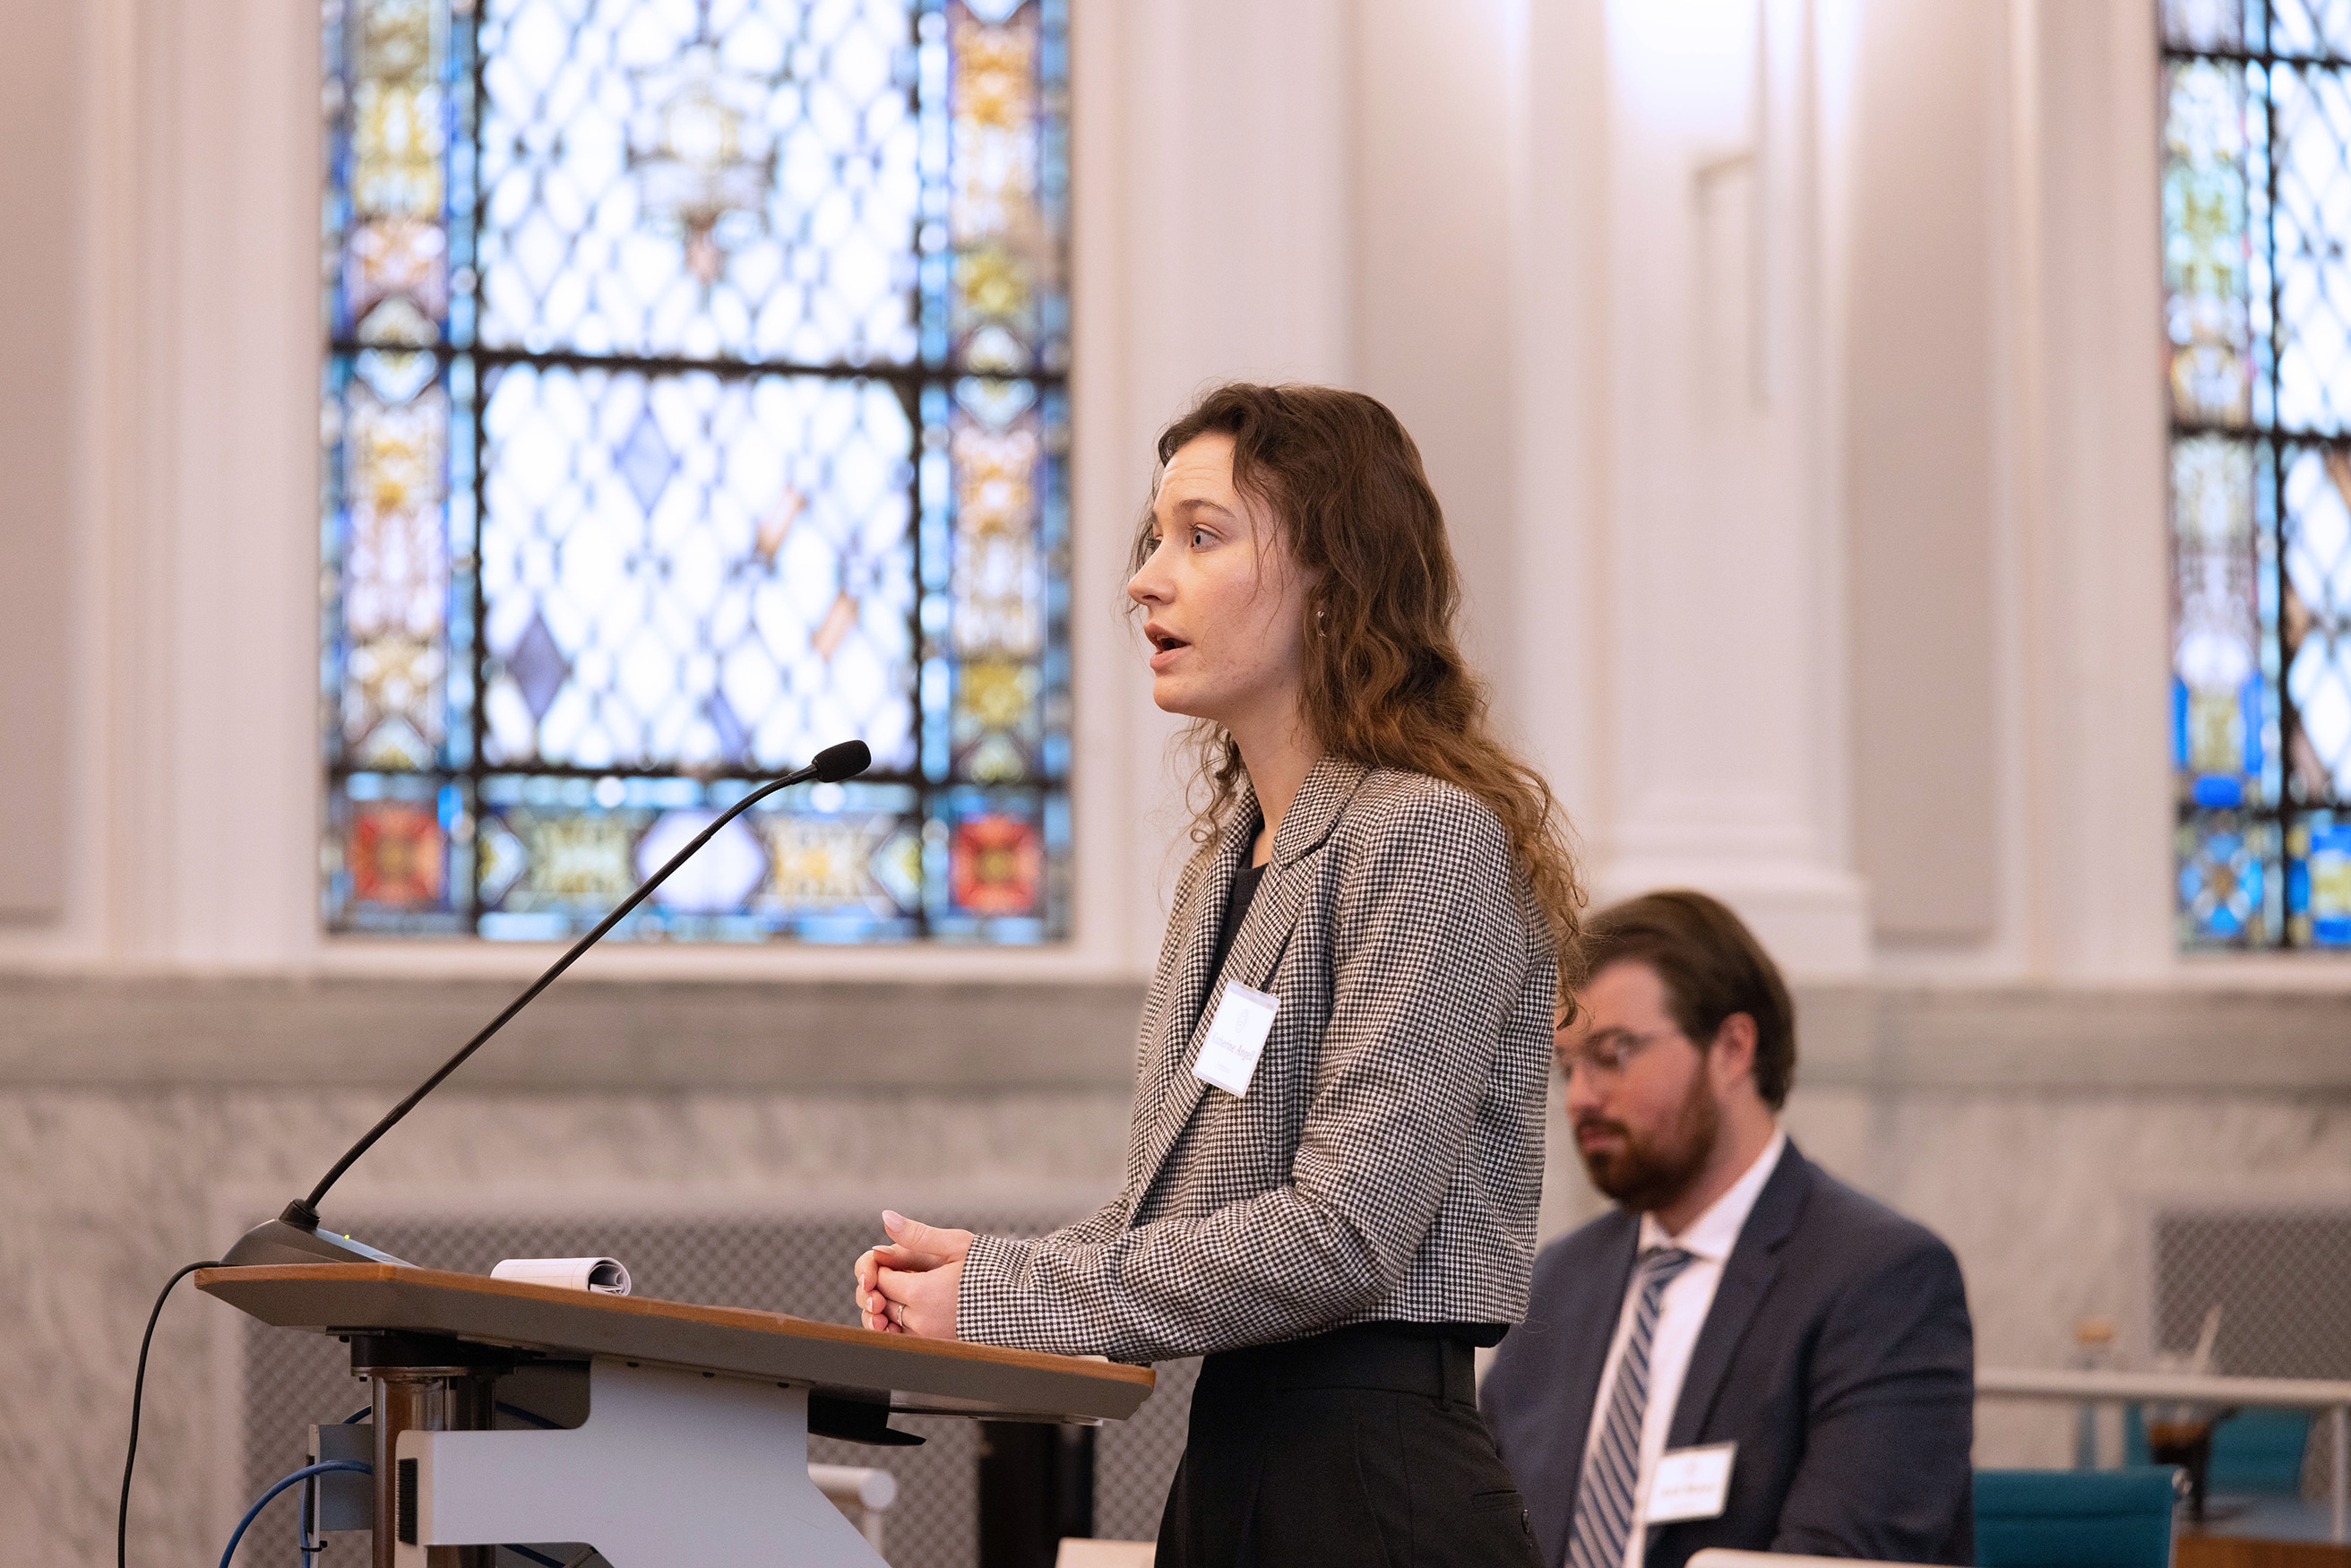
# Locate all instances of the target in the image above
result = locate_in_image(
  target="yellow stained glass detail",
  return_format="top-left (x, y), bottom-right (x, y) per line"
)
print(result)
top-left (344, 388), bottom-right (449, 756)
top-left (515, 813), bottom-right (640, 900)
top-left (951, 417), bottom-right (1043, 658)
top-left (951, 4), bottom-right (1055, 369)
top-left (2172, 434), bottom-right (2256, 778)
top-left (762, 817), bottom-right (885, 909)
top-left (2163, 63), bottom-right (2251, 426)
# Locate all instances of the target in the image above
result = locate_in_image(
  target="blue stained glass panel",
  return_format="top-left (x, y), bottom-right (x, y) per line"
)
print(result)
top-left (2286, 812), bottom-right (2351, 944)
top-left (2176, 810), bottom-right (2279, 947)
top-left (322, 0), bottom-right (1070, 943)
top-left (2164, 18), bottom-right (2351, 950)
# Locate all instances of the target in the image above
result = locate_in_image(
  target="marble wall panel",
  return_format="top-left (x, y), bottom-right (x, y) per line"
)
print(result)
top-left (0, 1086), bottom-right (1130, 1568)
top-left (9, 1073), bottom-right (2351, 1564)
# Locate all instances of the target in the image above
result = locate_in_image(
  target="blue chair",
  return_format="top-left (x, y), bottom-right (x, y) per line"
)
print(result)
top-left (2123, 1404), bottom-right (2313, 1495)
top-left (1974, 1467), bottom-right (2179, 1568)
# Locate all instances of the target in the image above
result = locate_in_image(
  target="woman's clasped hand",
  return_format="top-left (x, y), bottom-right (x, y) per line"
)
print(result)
top-left (852, 1210), bottom-right (976, 1340)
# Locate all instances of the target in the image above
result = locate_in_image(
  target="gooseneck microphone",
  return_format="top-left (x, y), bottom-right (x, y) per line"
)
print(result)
top-left (221, 738), bottom-right (872, 1267)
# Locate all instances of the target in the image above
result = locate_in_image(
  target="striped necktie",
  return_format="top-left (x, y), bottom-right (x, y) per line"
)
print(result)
top-left (1567, 1245), bottom-right (1697, 1568)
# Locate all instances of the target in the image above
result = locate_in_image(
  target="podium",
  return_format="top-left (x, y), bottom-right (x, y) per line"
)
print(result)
top-left (199, 1263), bottom-right (1155, 1568)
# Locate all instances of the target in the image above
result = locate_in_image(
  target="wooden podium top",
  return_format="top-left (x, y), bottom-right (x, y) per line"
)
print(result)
top-left (200, 1263), bottom-right (1153, 1424)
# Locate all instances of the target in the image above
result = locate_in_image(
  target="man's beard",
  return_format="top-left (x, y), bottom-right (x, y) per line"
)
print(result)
top-left (1575, 1067), bottom-right (1722, 1213)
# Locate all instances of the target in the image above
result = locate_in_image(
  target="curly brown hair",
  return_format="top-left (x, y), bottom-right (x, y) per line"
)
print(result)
top-left (1132, 382), bottom-right (1588, 1000)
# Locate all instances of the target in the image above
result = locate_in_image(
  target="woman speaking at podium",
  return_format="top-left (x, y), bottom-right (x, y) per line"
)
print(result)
top-left (855, 383), bottom-right (1581, 1565)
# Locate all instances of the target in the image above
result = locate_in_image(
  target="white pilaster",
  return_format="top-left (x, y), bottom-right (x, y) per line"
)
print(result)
top-left (1592, 0), bottom-right (1869, 975)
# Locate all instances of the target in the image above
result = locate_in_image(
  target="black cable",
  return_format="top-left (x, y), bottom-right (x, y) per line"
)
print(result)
top-left (117, 1259), bottom-right (222, 1568)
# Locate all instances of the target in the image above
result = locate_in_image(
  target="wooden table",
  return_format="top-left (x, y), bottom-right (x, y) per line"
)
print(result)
top-left (2180, 1529), bottom-right (2351, 1568)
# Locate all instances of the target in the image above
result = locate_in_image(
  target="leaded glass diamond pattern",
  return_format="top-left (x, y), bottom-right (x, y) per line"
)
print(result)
top-left (476, 0), bottom-right (921, 363)
top-left (2166, 0), bottom-right (2247, 51)
top-left (323, 0), bottom-right (1071, 943)
top-left (2166, 18), bottom-right (2351, 950)
top-left (478, 366), bottom-right (917, 773)
top-left (507, 608), bottom-right (572, 722)
top-left (2284, 448), bottom-right (2351, 798)
top-left (2171, 2), bottom-right (2351, 57)
top-left (2273, 66), bottom-right (2351, 434)
top-left (2276, 0), bottom-right (2351, 58)
top-left (613, 405), bottom-right (678, 512)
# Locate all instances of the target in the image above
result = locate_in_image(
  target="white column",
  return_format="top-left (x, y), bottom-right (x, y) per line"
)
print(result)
top-left (1504, 0), bottom-right (1612, 840)
top-left (1096, 0), bottom-right (1357, 957)
top-left (1348, 0), bottom-right (1518, 683)
top-left (1589, 0), bottom-right (1869, 975)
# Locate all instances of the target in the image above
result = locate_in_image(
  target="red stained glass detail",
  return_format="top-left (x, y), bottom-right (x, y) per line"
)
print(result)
top-left (350, 801), bottom-right (444, 906)
top-left (951, 814), bottom-right (1040, 915)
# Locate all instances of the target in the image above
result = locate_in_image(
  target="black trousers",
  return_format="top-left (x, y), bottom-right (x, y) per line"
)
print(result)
top-left (1155, 1326), bottom-right (1543, 1567)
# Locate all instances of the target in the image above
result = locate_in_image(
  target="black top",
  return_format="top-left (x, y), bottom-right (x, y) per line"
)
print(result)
top-left (1204, 825), bottom-right (1504, 1351)
top-left (1209, 857), bottom-right (1268, 980)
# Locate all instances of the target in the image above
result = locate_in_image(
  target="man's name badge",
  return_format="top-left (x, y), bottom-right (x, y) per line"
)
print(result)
top-left (1193, 983), bottom-right (1279, 1098)
top-left (1646, 1441), bottom-right (1735, 1524)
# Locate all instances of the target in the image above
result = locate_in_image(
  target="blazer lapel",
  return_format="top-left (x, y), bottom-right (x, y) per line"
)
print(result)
top-left (1121, 802), bottom-right (1252, 1208)
top-left (1123, 757), bottom-right (1372, 1218)
top-left (1664, 1142), bottom-right (1813, 1450)
top-left (1216, 756), bottom-right (1369, 995)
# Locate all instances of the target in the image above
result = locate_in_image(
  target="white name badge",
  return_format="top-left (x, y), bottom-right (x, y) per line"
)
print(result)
top-left (1192, 983), bottom-right (1279, 1098)
top-left (1646, 1441), bottom-right (1735, 1524)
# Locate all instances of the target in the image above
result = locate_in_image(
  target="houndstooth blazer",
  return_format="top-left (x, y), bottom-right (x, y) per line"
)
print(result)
top-left (957, 755), bottom-right (1555, 1364)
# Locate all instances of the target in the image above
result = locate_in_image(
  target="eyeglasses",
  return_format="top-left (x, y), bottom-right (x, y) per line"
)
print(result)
top-left (1554, 1026), bottom-right (1678, 1079)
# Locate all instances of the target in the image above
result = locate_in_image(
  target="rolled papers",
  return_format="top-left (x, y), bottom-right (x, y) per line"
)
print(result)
top-left (489, 1256), bottom-right (633, 1296)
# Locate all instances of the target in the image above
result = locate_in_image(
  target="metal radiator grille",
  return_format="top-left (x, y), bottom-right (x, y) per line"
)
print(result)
top-left (2151, 1202), bottom-right (2351, 1499)
top-left (237, 1209), bottom-right (1199, 1564)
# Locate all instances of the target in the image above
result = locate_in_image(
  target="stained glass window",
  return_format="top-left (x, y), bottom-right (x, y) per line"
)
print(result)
top-left (2163, 1), bottom-right (2351, 950)
top-left (320, 0), bottom-right (1071, 942)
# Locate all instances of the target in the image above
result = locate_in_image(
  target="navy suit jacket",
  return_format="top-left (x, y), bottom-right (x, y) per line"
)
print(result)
top-left (1480, 1142), bottom-right (1975, 1568)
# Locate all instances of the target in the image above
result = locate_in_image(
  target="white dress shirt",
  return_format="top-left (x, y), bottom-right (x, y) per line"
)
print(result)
top-left (1580, 1129), bottom-right (1787, 1568)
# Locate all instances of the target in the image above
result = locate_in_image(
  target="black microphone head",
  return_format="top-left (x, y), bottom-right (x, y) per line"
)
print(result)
top-left (811, 739), bottom-right (871, 783)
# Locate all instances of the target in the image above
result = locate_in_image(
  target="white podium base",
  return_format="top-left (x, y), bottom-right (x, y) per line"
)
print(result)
top-left (395, 1356), bottom-right (885, 1567)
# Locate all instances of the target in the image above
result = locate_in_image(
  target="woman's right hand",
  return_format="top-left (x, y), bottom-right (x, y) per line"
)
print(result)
top-left (853, 1210), bottom-right (975, 1338)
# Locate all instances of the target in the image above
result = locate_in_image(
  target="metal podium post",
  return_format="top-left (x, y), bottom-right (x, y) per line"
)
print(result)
top-left (349, 1332), bottom-right (515, 1568)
